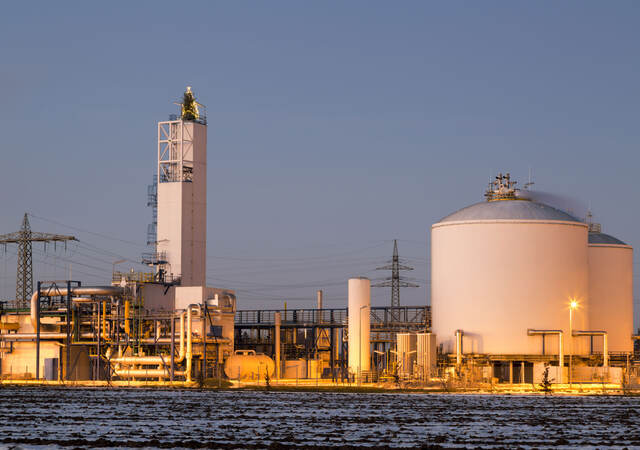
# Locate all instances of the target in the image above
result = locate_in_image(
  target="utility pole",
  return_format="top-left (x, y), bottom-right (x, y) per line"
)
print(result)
top-left (372, 240), bottom-right (418, 322)
top-left (0, 214), bottom-right (76, 306)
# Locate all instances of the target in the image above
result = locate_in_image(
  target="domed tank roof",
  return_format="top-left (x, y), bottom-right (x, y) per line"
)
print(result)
top-left (588, 231), bottom-right (628, 246)
top-left (438, 199), bottom-right (582, 223)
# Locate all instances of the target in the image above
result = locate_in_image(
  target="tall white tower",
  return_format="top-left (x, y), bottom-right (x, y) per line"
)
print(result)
top-left (155, 87), bottom-right (207, 286)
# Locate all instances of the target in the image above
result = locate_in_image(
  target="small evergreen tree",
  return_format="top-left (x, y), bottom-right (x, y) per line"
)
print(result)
top-left (264, 370), bottom-right (271, 390)
top-left (539, 365), bottom-right (553, 395)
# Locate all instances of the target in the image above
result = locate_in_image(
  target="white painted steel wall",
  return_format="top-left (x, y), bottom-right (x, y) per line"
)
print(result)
top-left (157, 120), bottom-right (207, 286)
top-left (432, 219), bottom-right (590, 355)
top-left (588, 243), bottom-right (633, 352)
top-left (348, 278), bottom-right (370, 375)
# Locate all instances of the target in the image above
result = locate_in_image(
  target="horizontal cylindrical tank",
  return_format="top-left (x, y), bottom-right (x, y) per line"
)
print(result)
top-left (432, 199), bottom-right (590, 356)
top-left (588, 232), bottom-right (633, 352)
top-left (224, 350), bottom-right (275, 381)
top-left (348, 278), bottom-right (371, 375)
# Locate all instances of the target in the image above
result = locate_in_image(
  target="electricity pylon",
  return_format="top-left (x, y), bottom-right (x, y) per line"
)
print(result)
top-left (0, 214), bottom-right (76, 306)
top-left (372, 240), bottom-right (418, 322)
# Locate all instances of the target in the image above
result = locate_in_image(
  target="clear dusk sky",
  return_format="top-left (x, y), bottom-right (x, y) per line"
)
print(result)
top-left (0, 2), bottom-right (639, 325)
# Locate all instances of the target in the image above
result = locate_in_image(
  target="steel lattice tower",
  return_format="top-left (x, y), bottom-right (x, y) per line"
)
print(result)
top-left (0, 214), bottom-right (76, 306)
top-left (16, 214), bottom-right (32, 305)
top-left (372, 240), bottom-right (418, 321)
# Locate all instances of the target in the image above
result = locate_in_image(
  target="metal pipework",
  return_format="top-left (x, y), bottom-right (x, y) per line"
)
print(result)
top-left (112, 368), bottom-right (185, 379)
top-left (572, 330), bottom-right (609, 367)
top-left (30, 286), bottom-right (123, 330)
top-left (110, 311), bottom-right (189, 368)
top-left (527, 329), bottom-right (564, 383)
top-left (2, 332), bottom-right (96, 341)
top-left (185, 304), bottom-right (200, 383)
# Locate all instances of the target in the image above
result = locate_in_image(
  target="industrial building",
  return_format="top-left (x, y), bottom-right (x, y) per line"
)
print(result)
top-left (0, 88), bottom-right (635, 387)
top-left (0, 88), bottom-right (236, 383)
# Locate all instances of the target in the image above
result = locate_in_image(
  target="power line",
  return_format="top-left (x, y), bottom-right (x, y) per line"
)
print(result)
top-left (28, 213), bottom-right (147, 248)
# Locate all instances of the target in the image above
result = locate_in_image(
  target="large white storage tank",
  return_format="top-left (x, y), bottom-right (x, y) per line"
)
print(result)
top-left (431, 175), bottom-right (590, 356)
top-left (587, 229), bottom-right (633, 352)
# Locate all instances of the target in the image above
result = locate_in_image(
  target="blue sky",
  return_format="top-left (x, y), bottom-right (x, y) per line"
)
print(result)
top-left (0, 2), bottom-right (639, 324)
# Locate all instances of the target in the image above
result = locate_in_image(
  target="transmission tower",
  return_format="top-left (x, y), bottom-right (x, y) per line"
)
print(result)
top-left (0, 214), bottom-right (76, 306)
top-left (372, 240), bottom-right (418, 322)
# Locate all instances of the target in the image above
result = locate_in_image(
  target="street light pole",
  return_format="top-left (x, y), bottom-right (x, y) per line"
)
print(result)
top-left (569, 299), bottom-right (578, 388)
top-left (359, 304), bottom-right (366, 385)
top-left (569, 306), bottom-right (572, 388)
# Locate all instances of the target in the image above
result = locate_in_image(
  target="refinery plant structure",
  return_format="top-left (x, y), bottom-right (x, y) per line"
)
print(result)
top-left (0, 89), bottom-right (637, 387)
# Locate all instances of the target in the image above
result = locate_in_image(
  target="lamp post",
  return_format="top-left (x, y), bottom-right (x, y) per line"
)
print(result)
top-left (359, 304), bottom-right (367, 385)
top-left (569, 299), bottom-right (578, 388)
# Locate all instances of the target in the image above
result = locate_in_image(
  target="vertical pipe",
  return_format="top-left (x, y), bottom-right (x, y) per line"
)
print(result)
top-left (455, 330), bottom-right (462, 366)
top-left (329, 324), bottom-right (334, 381)
top-left (36, 281), bottom-right (41, 381)
top-left (275, 312), bottom-right (281, 379)
top-left (317, 290), bottom-right (323, 311)
top-left (115, 300), bottom-right (120, 359)
top-left (170, 313), bottom-right (175, 382)
top-left (558, 332), bottom-right (564, 384)
top-left (97, 301), bottom-right (101, 381)
top-left (102, 300), bottom-right (107, 341)
top-left (509, 361), bottom-right (513, 384)
top-left (186, 306), bottom-right (193, 383)
top-left (58, 343), bottom-right (63, 381)
top-left (603, 334), bottom-right (609, 368)
top-left (569, 308), bottom-right (573, 387)
top-left (124, 300), bottom-right (131, 336)
top-left (202, 301), bottom-right (207, 382)
top-left (520, 361), bottom-right (525, 383)
top-left (66, 282), bottom-right (71, 381)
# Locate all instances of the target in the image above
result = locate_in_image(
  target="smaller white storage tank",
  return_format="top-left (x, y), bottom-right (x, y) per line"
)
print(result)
top-left (587, 228), bottom-right (633, 352)
top-left (348, 278), bottom-right (371, 376)
top-left (416, 333), bottom-right (437, 380)
top-left (396, 333), bottom-right (416, 377)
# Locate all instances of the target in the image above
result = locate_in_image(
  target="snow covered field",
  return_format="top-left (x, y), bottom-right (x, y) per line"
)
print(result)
top-left (0, 388), bottom-right (638, 448)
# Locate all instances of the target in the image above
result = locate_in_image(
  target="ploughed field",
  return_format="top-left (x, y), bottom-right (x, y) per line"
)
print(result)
top-left (0, 388), bottom-right (639, 448)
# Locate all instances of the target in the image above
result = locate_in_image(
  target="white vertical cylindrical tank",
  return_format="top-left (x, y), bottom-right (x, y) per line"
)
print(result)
top-left (396, 333), bottom-right (416, 377)
top-left (588, 230), bottom-right (633, 352)
top-left (432, 188), bottom-right (590, 356)
top-left (348, 277), bottom-right (370, 375)
top-left (416, 332), bottom-right (437, 380)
